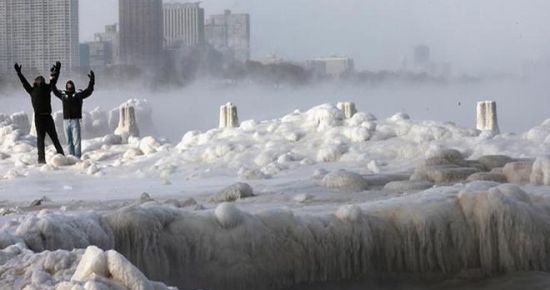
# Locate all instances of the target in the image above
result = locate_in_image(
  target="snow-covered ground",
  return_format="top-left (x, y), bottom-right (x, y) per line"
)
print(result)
top-left (2, 82), bottom-right (550, 289)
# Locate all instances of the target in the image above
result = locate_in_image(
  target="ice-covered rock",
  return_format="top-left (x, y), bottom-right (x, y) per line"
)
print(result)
top-left (215, 203), bottom-right (243, 228)
top-left (293, 193), bottom-right (314, 203)
top-left (71, 246), bottom-right (108, 282)
top-left (10, 112), bottom-right (31, 135)
top-left (219, 102), bottom-right (239, 128)
top-left (503, 160), bottom-right (534, 184)
top-left (477, 155), bottom-right (514, 171)
top-left (424, 148), bottom-right (466, 167)
top-left (467, 172), bottom-right (508, 183)
top-left (321, 169), bottom-right (369, 192)
top-left (412, 148), bottom-right (480, 184)
top-left (384, 180), bottom-right (434, 192)
top-left (15, 211), bottom-right (114, 252)
top-left (335, 205), bottom-right (362, 222)
top-left (209, 182), bottom-right (255, 203)
top-left (138, 136), bottom-right (161, 155)
top-left (305, 104), bottom-right (344, 131)
top-left (530, 156), bottom-right (550, 185)
top-left (476, 101), bottom-right (500, 134)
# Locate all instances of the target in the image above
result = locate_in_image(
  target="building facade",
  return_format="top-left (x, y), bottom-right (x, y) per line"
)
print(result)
top-left (163, 2), bottom-right (204, 50)
top-left (0, 0), bottom-right (79, 74)
top-left (94, 24), bottom-right (119, 64)
top-left (306, 57), bottom-right (355, 78)
top-left (205, 10), bottom-right (250, 62)
top-left (119, 0), bottom-right (163, 67)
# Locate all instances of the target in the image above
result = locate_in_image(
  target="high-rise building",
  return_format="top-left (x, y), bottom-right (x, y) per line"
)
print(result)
top-left (119, 0), bottom-right (163, 67)
top-left (94, 24), bottom-right (119, 64)
top-left (0, 0), bottom-right (79, 74)
top-left (414, 45), bottom-right (430, 66)
top-left (205, 10), bottom-right (250, 62)
top-left (163, 2), bottom-right (205, 50)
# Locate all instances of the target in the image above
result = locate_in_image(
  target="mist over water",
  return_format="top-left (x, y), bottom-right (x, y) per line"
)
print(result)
top-left (3, 78), bottom-right (549, 141)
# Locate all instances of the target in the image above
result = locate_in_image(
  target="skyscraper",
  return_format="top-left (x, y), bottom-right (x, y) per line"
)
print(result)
top-left (414, 45), bottom-right (431, 66)
top-left (163, 2), bottom-right (205, 50)
top-left (205, 10), bottom-right (250, 62)
top-left (119, 0), bottom-right (163, 67)
top-left (0, 0), bottom-right (79, 74)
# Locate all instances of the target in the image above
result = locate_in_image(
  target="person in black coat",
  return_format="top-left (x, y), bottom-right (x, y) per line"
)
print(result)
top-left (52, 71), bottom-right (95, 158)
top-left (14, 62), bottom-right (64, 164)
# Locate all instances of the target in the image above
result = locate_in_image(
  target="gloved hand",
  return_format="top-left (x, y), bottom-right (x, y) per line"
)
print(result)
top-left (50, 61), bottom-right (61, 75)
top-left (14, 63), bottom-right (22, 73)
top-left (88, 70), bottom-right (95, 83)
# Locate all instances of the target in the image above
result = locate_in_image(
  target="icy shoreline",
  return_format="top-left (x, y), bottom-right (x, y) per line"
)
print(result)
top-left (2, 101), bottom-right (550, 289)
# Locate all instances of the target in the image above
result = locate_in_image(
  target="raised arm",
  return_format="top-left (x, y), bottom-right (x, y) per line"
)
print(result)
top-left (81, 71), bottom-right (95, 99)
top-left (51, 82), bottom-right (63, 99)
top-left (49, 61), bottom-right (61, 89)
top-left (14, 63), bottom-right (32, 93)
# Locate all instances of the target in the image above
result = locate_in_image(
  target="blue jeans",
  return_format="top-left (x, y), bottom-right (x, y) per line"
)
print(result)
top-left (64, 119), bottom-right (81, 158)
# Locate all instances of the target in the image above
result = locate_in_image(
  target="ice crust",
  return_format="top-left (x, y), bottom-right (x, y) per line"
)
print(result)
top-left (2, 182), bottom-right (550, 289)
top-left (4, 102), bottom-right (550, 289)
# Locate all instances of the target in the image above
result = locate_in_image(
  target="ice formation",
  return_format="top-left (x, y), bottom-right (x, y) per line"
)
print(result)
top-left (320, 169), bottom-right (369, 192)
top-left (115, 105), bottom-right (140, 141)
top-left (476, 101), bottom-right (500, 134)
top-left (0, 243), bottom-right (176, 290)
top-left (336, 101), bottom-right (357, 119)
top-left (219, 102), bottom-right (239, 128)
top-left (5, 101), bottom-right (550, 289)
top-left (208, 182), bottom-right (255, 202)
top-left (0, 181), bottom-right (546, 290)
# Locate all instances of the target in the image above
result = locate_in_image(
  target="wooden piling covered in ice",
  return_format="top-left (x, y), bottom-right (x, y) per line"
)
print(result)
top-left (219, 102), bottom-right (239, 128)
top-left (476, 101), bottom-right (500, 134)
top-left (115, 105), bottom-right (140, 140)
top-left (337, 102), bottom-right (357, 119)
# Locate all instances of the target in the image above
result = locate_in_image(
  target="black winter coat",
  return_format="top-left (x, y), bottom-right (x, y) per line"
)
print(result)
top-left (52, 80), bottom-right (94, 120)
top-left (17, 71), bottom-right (59, 115)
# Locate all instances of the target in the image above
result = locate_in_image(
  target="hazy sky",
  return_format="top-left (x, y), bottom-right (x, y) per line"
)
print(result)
top-left (80, 0), bottom-right (550, 75)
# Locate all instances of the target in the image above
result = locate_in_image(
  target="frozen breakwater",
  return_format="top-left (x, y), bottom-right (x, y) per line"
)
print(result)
top-left (3, 181), bottom-right (550, 290)
top-left (2, 100), bottom-right (550, 289)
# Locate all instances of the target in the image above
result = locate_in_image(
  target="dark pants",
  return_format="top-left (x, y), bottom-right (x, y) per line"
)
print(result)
top-left (35, 114), bottom-right (64, 163)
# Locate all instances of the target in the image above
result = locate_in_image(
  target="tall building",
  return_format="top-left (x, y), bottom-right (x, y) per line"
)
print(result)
top-left (0, 0), bottom-right (79, 74)
top-left (119, 0), bottom-right (163, 67)
top-left (205, 10), bottom-right (250, 62)
top-left (414, 45), bottom-right (430, 66)
top-left (163, 2), bottom-right (205, 50)
top-left (94, 24), bottom-right (119, 64)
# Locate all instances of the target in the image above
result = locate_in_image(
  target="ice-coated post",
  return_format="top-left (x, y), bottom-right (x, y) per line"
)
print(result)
top-left (114, 105), bottom-right (140, 140)
top-left (337, 102), bottom-right (357, 119)
top-left (219, 102), bottom-right (239, 128)
top-left (476, 101), bottom-right (500, 134)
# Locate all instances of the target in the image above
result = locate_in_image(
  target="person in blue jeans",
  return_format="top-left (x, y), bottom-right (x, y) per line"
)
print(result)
top-left (52, 70), bottom-right (95, 158)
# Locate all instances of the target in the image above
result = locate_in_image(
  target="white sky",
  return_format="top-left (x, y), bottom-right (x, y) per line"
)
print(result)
top-left (79, 0), bottom-right (550, 74)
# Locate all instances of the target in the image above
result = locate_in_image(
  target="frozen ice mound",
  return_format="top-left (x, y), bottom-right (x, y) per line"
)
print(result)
top-left (320, 169), bottom-right (369, 192)
top-left (208, 182), bottom-right (255, 203)
top-left (5, 182), bottom-right (550, 289)
top-left (0, 243), bottom-right (176, 290)
top-left (15, 210), bottom-right (114, 252)
top-left (169, 103), bottom-right (496, 178)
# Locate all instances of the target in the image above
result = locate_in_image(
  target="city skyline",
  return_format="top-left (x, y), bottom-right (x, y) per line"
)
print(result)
top-left (80, 0), bottom-right (550, 75)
